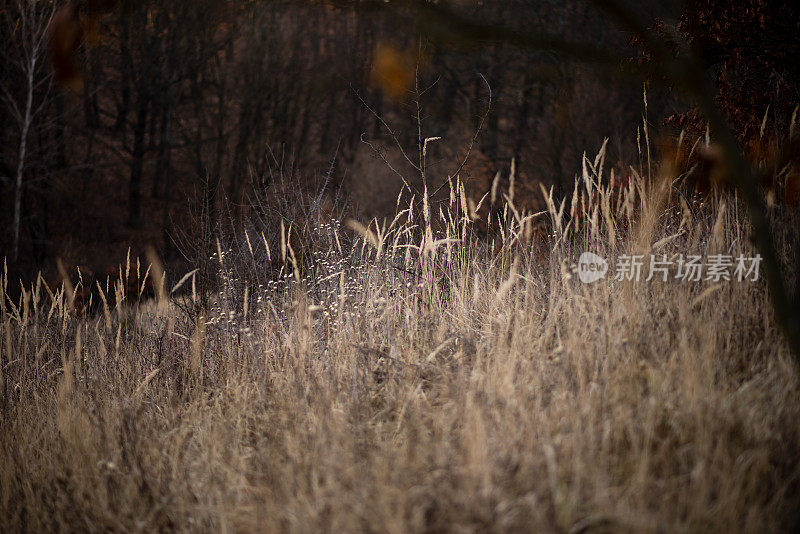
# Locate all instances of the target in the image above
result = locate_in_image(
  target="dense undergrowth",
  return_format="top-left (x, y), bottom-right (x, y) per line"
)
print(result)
top-left (2, 141), bottom-right (800, 533)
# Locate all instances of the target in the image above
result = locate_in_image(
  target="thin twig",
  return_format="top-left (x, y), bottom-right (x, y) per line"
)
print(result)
top-left (431, 73), bottom-right (492, 199)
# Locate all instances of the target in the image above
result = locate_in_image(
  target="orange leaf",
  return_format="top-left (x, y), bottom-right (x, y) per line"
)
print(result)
top-left (370, 43), bottom-right (414, 101)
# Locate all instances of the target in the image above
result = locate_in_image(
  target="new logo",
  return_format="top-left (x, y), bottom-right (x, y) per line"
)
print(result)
top-left (577, 252), bottom-right (608, 283)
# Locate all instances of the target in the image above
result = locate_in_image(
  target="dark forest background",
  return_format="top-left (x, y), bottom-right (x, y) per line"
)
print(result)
top-left (1, 0), bottom-right (796, 280)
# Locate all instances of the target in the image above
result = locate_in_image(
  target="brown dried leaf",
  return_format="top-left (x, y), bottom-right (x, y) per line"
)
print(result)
top-left (48, 5), bottom-right (84, 92)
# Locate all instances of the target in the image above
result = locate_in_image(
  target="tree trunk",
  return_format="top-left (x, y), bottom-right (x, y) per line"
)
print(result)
top-left (12, 57), bottom-right (35, 262)
top-left (152, 99), bottom-right (172, 199)
top-left (159, 104), bottom-right (173, 255)
top-left (115, 19), bottom-right (132, 132)
top-left (127, 93), bottom-right (148, 228)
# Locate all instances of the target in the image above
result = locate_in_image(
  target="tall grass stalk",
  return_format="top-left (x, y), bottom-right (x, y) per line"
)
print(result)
top-left (1, 146), bottom-right (799, 532)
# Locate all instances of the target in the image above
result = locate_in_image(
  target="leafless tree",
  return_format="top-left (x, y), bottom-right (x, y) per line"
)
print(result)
top-left (0, 0), bottom-right (57, 261)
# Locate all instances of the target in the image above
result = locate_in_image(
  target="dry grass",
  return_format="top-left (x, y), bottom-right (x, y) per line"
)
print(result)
top-left (2, 143), bottom-right (800, 533)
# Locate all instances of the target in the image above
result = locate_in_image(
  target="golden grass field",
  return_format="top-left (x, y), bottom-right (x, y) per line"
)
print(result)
top-left (2, 146), bottom-right (800, 532)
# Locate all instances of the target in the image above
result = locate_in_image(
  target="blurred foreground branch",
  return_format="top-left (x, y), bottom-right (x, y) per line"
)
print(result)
top-left (330, 0), bottom-right (800, 362)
